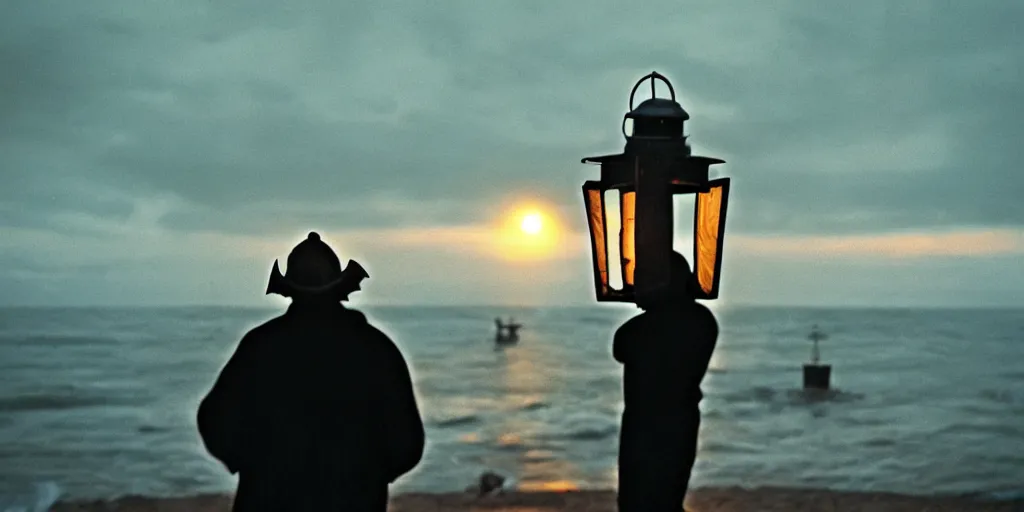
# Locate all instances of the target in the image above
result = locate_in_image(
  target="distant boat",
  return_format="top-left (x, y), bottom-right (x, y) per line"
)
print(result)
top-left (494, 317), bottom-right (522, 345)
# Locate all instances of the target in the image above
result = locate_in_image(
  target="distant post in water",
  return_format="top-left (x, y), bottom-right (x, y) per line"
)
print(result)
top-left (579, 71), bottom-right (731, 306)
top-left (803, 324), bottom-right (831, 390)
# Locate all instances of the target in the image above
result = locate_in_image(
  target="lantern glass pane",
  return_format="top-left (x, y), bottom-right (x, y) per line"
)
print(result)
top-left (673, 194), bottom-right (696, 261)
top-left (603, 189), bottom-right (623, 290)
top-left (621, 191), bottom-right (636, 286)
top-left (695, 183), bottom-right (725, 296)
top-left (585, 187), bottom-right (609, 295)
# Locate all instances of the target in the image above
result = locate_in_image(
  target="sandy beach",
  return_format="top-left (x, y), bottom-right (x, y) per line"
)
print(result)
top-left (51, 487), bottom-right (1024, 512)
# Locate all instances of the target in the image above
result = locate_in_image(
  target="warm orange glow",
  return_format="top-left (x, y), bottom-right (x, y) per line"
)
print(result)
top-left (733, 228), bottom-right (1024, 258)
top-left (317, 225), bottom-right (1023, 261)
top-left (621, 191), bottom-right (636, 286)
top-left (517, 480), bottom-right (581, 492)
top-left (458, 432), bottom-right (481, 443)
top-left (586, 188), bottom-right (609, 293)
top-left (695, 184), bottom-right (724, 295)
top-left (521, 212), bottom-right (543, 235)
top-left (315, 222), bottom-right (582, 263)
top-left (497, 433), bottom-right (522, 446)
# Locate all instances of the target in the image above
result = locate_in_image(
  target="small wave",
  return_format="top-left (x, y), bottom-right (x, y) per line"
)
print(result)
top-left (0, 481), bottom-right (61, 512)
top-left (21, 335), bottom-right (115, 346)
top-left (934, 422), bottom-right (1024, 437)
top-left (432, 414), bottom-right (482, 428)
top-left (845, 415), bottom-right (889, 427)
top-left (535, 412), bottom-right (621, 442)
top-left (538, 422), bottom-right (619, 442)
top-left (699, 440), bottom-right (762, 455)
top-left (701, 408), bottom-right (725, 419)
top-left (717, 386), bottom-right (776, 403)
top-left (457, 432), bottom-right (482, 444)
top-left (783, 388), bottom-right (866, 404)
top-left (862, 437), bottom-right (897, 447)
top-left (751, 386), bottom-right (777, 401)
top-left (718, 386), bottom-right (865, 406)
top-left (496, 433), bottom-right (523, 449)
top-left (980, 389), bottom-right (1023, 406)
top-left (0, 392), bottom-right (112, 413)
top-left (521, 449), bottom-right (557, 462)
top-left (519, 401), bottom-right (549, 412)
top-left (984, 489), bottom-right (1024, 501)
top-left (576, 315), bottom-right (618, 326)
top-left (564, 426), bottom-right (617, 440)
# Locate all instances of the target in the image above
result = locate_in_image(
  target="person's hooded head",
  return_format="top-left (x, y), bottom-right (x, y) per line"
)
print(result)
top-left (669, 251), bottom-right (697, 299)
top-left (265, 232), bottom-right (369, 304)
top-left (639, 251), bottom-right (698, 310)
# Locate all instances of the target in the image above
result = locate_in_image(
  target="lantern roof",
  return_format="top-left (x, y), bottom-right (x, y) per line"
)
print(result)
top-left (582, 153), bottom-right (724, 167)
top-left (581, 153), bottom-right (628, 165)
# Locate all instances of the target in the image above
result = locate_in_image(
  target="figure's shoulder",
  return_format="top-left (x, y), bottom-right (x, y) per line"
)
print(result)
top-left (343, 308), bottom-right (399, 347)
top-left (614, 311), bottom-right (646, 336)
top-left (613, 311), bottom-right (654, 346)
top-left (337, 307), bottom-right (375, 333)
top-left (624, 310), bottom-right (647, 324)
top-left (342, 308), bottom-right (370, 327)
top-left (244, 313), bottom-right (290, 339)
top-left (362, 324), bottom-right (411, 370)
top-left (691, 302), bottom-right (714, 318)
top-left (229, 314), bottom-right (289, 356)
top-left (690, 302), bottom-right (719, 333)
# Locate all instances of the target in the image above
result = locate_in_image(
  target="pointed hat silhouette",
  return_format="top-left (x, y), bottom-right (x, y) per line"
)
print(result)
top-left (265, 232), bottom-right (369, 300)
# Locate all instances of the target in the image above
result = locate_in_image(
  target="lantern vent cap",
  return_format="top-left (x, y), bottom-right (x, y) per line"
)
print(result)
top-left (626, 97), bottom-right (690, 122)
top-left (621, 72), bottom-right (690, 139)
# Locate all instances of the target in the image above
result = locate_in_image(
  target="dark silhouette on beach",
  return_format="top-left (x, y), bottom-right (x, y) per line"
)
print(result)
top-left (612, 251), bottom-right (719, 511)
top-left (494, 317), bottom-right (522, 344)
top-left (197, 232), bottom-right (425, 511)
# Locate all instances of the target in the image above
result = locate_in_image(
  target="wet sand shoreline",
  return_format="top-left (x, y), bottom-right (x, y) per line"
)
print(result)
top-left (51, 487), bottom-right (1024, 511)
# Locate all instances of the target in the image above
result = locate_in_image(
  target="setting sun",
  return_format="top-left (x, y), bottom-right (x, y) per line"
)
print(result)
top-left (521, 213), bottom-right (543, 235)
top-left (491, 202), bottom-right (570, 262)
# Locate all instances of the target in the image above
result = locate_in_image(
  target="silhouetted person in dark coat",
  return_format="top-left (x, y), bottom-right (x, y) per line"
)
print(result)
top-left (613, 252), bottom-right (719, 512)
top-left (197, 232), bottom-right (425, 511)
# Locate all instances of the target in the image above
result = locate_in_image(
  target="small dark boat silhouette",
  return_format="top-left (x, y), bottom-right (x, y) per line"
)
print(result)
top-left (494, 317), bottom-right (522, 344)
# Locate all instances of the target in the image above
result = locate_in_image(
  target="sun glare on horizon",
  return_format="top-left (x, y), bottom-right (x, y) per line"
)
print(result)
top-left (521, 212), bottom-right (543, 235)
top-left (494, 204), bottom-right (570, 262)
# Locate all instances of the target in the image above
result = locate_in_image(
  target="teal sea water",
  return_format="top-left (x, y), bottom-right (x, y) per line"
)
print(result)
top-left (0, 305), bottom-right (1022, 504)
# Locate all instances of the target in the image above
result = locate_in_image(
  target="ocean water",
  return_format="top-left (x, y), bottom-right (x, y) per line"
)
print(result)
top-left (0, 305), bottom-right (1022, 503)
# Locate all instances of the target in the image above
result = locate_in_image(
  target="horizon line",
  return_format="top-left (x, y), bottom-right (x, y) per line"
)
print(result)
top-left (0, 303), bottom-right (1021, 311)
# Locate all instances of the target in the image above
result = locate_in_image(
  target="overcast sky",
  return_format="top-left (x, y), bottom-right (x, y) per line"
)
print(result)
top-left (2, 1), bottom-right (1022, 308)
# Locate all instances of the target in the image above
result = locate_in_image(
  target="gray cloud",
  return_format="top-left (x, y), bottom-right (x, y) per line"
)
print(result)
top-left (1, 0), bottom-right (1023, 305)
top-left (4, 1), bottom-right (1022, 237)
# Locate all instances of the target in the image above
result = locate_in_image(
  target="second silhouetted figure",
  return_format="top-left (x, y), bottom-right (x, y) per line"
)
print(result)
top-left (197, 232), bottom-right (425, 511)
top-left (613, 251), bottom-right (719, 512)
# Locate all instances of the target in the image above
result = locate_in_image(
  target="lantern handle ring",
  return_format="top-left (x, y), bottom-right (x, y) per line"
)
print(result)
top-left (628, 71), bottom-right (676, 111)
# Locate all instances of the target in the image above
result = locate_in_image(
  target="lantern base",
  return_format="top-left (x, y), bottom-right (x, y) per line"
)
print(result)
top-left (802, 364), bottom-right (831, 390)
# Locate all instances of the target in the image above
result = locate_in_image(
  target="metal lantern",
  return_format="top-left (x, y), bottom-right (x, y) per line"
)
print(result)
top-left (581, 71), bottom-right (731, 305)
